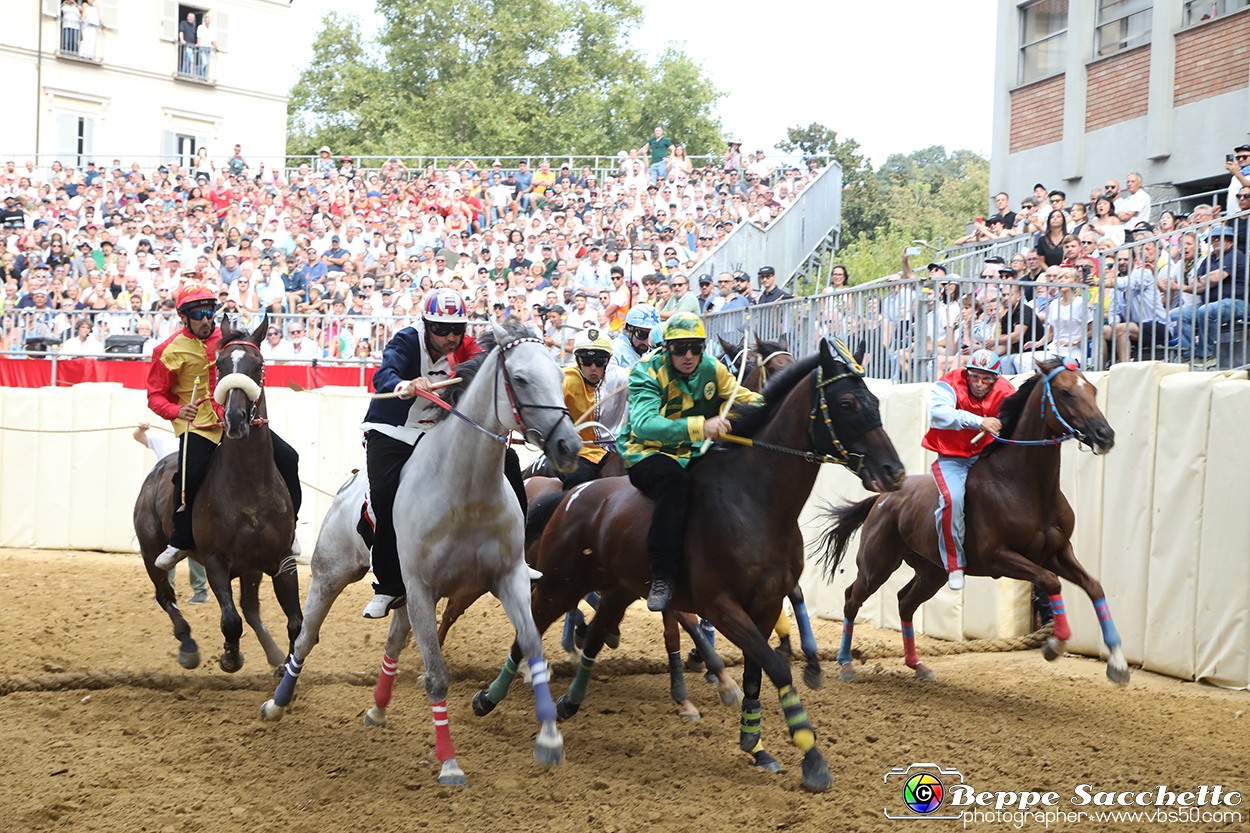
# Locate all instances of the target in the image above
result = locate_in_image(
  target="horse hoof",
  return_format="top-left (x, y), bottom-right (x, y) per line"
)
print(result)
top-left (915, 669), bottom-right (937, 681)
top-left (1106, 661), bottom-right (1131, 686)
top-left (739, 731), bottom-right (761, 755)
top-left (471, 690), bottom-right (497, 717)
top-left (800, 752), bottom-right (834, 793)
top-left (555, 694), bottom-right (580, 722)
top-left (685, 655), bottom-right (705, 675)
top-left (717, 681), bottom-right (743, 707)
top-left (776, 636), bottom-right (794, 659)
top-left (677, 701), bottom-right (701, 722)
top-left (259, 700), bottom-right (285, 723)
top-left (438, 759), bottom-right (467, 787)
top-left (605, 629), bottom-right (621, 650)
top-left (363, 706), bottom-right (387, 728)
top-left (218, 652), bottom-right (244, 674)
top-left (703, 671), bottom-right (718, 685)
top-left (177, 649), bottom-right (201, 670)
top-left (1042, 637), bottom-right (1066, 663)
top-left (838, 662), bottom-right (858, 682)
top-left (803, 664), bottom-right (824, 690)
top-left (272, 664), bottom-right (286, 678)
top-left (752, 751), bottom-right (781, 772)
top-left (533, 723), bottom-right (564, 767)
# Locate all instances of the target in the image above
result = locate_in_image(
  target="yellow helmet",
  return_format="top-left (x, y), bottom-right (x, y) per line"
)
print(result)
top-left (663, 311), bottom-right (706, 341)
top-left (573, 328), bottom-right (614, 358)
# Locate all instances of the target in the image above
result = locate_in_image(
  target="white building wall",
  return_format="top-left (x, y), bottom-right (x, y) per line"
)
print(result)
top-left (0, 0), bottom-right (289, 168)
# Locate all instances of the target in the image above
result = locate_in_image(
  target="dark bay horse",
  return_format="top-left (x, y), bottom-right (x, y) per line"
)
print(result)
top-left (133, 315), bottom-right (301, 673)
top-left (472, 339), bottom-right (907, 792)
top-left (820, 358), bottom-right (1129, 685)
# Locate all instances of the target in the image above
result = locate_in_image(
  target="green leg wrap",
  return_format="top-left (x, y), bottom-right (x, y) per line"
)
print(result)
top-left (779, 684), bottom-right (816, 752)
top-left (486, 655), bottom-right (519, 703)
top-left (739, 697), bottom-right (763, 754)
top-left (567, 649), bottom-right (597, 705)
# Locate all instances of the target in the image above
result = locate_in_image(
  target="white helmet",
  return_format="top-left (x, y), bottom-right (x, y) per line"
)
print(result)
top-left (422, 288), bottom-right (469, 323)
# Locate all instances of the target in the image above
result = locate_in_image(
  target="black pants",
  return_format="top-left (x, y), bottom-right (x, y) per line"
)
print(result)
top-left (169, 431), bottom-right (302, 550)
top-left (366, 430), bottom-right (527, 596)
top-left (627, 453), bottom-right (698, 585)
top-left (558, 455), bottom-right (605, 491)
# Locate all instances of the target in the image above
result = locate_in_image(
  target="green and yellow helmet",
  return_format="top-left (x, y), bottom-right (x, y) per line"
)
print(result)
top-left (663, 311), bottom-right (706, 342)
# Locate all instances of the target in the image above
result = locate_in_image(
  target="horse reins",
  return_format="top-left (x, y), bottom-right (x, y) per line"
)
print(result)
top-left (755, 349), bottom-right (793, 388)
top-left (987, 361), bottom-right (1078, 448)
top-left (495, 336), bottom-right (571, 446)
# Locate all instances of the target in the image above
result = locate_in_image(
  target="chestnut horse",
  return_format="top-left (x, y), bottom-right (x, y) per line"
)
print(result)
top-left (472, 339), bottom-right (906, 792)
top-left (133, 315), bottom-right (301, 673)
top-left (820, 358), bottom-right (1129, 685)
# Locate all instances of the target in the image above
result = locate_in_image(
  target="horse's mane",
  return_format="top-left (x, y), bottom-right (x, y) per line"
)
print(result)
top-left (726, 353), bottom-right (819, 440)
top-left (437, 317), bottom-right (538, 417)
top-left (976, 358), bottom-right (1059, 456)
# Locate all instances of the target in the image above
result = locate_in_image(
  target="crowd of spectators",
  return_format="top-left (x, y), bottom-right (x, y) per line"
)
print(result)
top-left (0, 133), bottom-right (822, 365)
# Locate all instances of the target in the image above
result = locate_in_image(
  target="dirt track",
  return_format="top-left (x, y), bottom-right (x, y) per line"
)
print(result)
top-left (0, 548), bottom-right (1246, 833)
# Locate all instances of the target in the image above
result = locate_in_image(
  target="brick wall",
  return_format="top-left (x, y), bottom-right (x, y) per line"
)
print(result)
top-left (1174, 9), bottom-right (1250, 107)
top-left (1010, 74), bottom-right (1065, 152)
top-left (1086, 45), bottom-right (1150, 131)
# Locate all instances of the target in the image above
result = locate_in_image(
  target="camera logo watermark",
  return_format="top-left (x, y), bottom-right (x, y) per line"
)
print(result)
top-left (885, 763), bottom-right (965, 820)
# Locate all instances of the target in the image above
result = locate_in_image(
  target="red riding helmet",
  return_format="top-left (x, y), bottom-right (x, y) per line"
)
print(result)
top-left (176, 282), bottom-right (217, 311)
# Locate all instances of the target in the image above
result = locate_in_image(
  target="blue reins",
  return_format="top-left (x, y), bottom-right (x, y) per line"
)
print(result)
top-left (989, 359), bottom-right (1078, 447)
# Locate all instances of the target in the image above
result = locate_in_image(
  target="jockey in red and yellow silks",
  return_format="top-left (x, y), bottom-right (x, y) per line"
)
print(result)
top-left (921, 349), bottom-right (1015, 590)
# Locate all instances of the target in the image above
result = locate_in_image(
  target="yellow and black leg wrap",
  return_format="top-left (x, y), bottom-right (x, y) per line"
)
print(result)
top-left (779, 685), bottom-right (816, 752)
top-left (738, 697), bottom-right (763, 753)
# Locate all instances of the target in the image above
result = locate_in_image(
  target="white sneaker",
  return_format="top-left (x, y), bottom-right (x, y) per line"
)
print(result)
top-left (362, 594), bottom-right (405, 619)
top-left (155, 544), bottom-right (189, 570)
top-left (947, 569), bottom-right (965, 591)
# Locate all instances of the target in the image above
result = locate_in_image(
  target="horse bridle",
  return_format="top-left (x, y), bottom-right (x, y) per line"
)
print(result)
top-left (211, 339), bottom-right (269, 429)
top-left (756, 349), bottom-right (793, 388)
top-left (493, 336), bottom-right (571, 446)
top-left (808, 363), bottom-right (867, 473)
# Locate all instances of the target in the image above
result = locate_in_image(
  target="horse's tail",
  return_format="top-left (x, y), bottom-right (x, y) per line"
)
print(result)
top-left (814, 496), bottom-right (879, 581)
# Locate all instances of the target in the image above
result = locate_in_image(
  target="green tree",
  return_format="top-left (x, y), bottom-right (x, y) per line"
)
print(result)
top-left (776, 122), bottom-right (885, 242)
top-left (289, 0), bottom-right (724, 158)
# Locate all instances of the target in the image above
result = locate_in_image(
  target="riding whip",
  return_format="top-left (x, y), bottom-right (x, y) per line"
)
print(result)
top-left (177, 378), bottom-right (198, 513)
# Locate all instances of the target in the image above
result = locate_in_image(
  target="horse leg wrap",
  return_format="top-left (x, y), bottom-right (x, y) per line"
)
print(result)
top-left (794, 603), bottom-right (818, 658)
top-left (779, 685), bottom-right (816, 752)
top-left (273, 655), bottom-right (303, 707)
top-left (837, 619), bottom-right (855, 666)
top-left (430, 700), bottom-right (455, 762)
top-left (486, 655), bottom-right (519, 704)
top-left (699, 618), bottom-right (716, 650)
top-left (667, 652), bottom-right (688, 703)
top-left (1048, 594), bottom-right (1071, 641)
top-left (901, 621), bottom-right (920, 668)
top-left (585, 591), bottom-right (601, 610)
top-left (739, 697), bottom-right (763, 754)
top-left (568, 648), bottom-right (597, 705)
top-left (560, 611), bottom-right (577, 654)
top-left (774, 609), bottom-right (791, 638)
top-left (1094, 598), bottom-right (1121, 648)
top-left (528, 658), bottom-right (558, 725)
top-left (374, 654), bottom-right (398, 709)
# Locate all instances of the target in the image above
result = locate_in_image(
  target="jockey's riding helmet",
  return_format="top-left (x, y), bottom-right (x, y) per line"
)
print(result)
top-left (663, 311), bottom-right (705, 342)
top-left (573, 328), bottom-right (613, 362)
top-left (176, 282), bottom-right (217, 312)
top-left (422, 288), bottom-right (469, 323)
top-left (967, 349), bottom-right (1003, 376)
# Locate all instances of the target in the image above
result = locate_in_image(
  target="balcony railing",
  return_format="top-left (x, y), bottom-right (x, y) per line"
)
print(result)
top-left (175, 43), bottom-right (216, 85)
top-left (58, 21), bottom-right (104, 65)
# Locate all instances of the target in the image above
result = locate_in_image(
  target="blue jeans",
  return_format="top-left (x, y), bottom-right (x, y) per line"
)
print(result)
top-left (1178, 298), bottom-right (1246, 357)
top-left (180, 44), bottom-right (195, 74)
top-left (649, 161), bottom-right (667, 185)
top-left (198, 46), bottom-right (211, 78)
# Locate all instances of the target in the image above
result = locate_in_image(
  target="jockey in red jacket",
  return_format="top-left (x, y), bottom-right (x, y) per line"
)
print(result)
top-left (921, 349), bottom-right (1015, 590)
top-left (147, 282), bottom-right (302, 571)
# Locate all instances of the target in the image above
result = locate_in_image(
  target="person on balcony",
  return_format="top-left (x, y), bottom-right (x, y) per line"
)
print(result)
top-left (178, 10), bottom-right (197, 75)
top-left (60, 0), bottom-right (81, 54)
top-left (80, 0), bottom-right (100, 60)
top-left (196, 12), bottom-right (216, 80)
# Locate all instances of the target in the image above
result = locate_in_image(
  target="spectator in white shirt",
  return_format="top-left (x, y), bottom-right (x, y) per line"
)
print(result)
top-left (1113, 173), bottom-right (1151, 228)
top-left (287, 321), bottom-right (322, 358)
top-left (260, 324), bottom-right (295, 360)
top-left (60, 318), bottom-right (103, 356)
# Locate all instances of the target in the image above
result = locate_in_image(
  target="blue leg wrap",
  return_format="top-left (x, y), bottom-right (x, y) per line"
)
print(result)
top-left (529, 658), bottom-right (557, 724)
top-left (794, 602), bottom-right (818, 658)
top-left (561, 611), bottom-right (576, 653)
top-left (699, 618), bottom-right (715, 650)
top-left (837, 619), bottom-right (854, 665)
top-left (272, 655), bottom-right (303, 707)
top-left (1095, 598), bottom-right (1122, 648)
top-left (585, 591), bottom-right (601, 609)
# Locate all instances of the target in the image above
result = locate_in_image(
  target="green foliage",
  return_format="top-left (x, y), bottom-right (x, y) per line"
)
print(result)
top-left (288, 1), bottom-right (724, 159)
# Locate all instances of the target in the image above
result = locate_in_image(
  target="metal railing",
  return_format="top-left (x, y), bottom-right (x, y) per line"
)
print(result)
top-left (701, 208), bottom-right (1250, 381)
top-left (176, 43), bottom-right (216, 84)
top-left (58, 20), bottom-right (104, 64)
top-left (691, 162), bottom-right (843, 289)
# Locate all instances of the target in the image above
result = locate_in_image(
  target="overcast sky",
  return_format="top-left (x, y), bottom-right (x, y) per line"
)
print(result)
top-left (286, 0), bottom-right (997, 168)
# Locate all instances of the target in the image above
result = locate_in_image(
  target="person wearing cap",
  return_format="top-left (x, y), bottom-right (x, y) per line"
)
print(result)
top-left (732, 272), bottom-right (757, 305)
top-left (755, 266), bottom-right (791, 305)
top-left (358, 289), bottom-right (522, 618)
top-left (922, 349), bottom-right (1016, 590)
top-left (1225, 145), bottom-right (1250, 215)
top-left (1178, 225), bottom-right (1247, 365)
top-left (316, 147), bottom-right (335, 175)
top-left (1104, 238), bottom-right (1170, 364)
top-left (611, 303), bottom-right (660, 369)
top-left (695, 275), bottom-right (715, 314)
top-left (724, 140), bottom-right (743, 173)
top-left (621, 311), bottom-right (762, 610)
top-left (148, 284), bottom-right (303, 572)
top-left (560, 328), bottom-right (629, 489)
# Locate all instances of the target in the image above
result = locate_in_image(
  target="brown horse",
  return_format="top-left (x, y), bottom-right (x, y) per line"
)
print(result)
top-left (472, 339), bottom-right (906, 792)
top-left (133, 315), bottom-right (301, 673)
top-left (820, 358), bottom-right (1130, 685)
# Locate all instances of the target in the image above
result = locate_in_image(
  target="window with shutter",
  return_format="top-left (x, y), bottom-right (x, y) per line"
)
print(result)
top-left (159, 0), bottom-right (178, 42)
top-left (43, 0), bottom-right (60, 17)
top-left (101, 0), bottom-right (119, 27)
top-left (56, 114), bottom-right (79, 168)
top-left (214, 11), bottom-right (228, 53)
top-left (80, 118), bottom-right (95, 167)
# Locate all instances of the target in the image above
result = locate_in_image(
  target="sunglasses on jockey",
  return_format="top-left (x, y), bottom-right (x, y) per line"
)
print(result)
top-left (576, 353), bottom-right (609, 368)
top-left (184, 307), bottom-right (216, 321)
top-left (668, 340), bottom-right (704, 357)
top-left (427, 321), bottom-right (467, 337)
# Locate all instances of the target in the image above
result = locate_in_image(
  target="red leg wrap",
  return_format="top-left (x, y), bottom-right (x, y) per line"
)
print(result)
top-left (374, 654), bottom-right (398, 709)
top-left (431, 700), bottom-right (455, 761)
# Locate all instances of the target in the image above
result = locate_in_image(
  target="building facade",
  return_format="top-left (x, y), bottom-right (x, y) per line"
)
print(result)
top-left (1, 0), bottom-right (290, 172)
top-left (990, 0), bottom-right (1250, 212)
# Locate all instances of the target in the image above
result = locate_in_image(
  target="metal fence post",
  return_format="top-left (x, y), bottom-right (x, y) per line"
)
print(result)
top-left (50, 352), bottom-right (58, 389)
